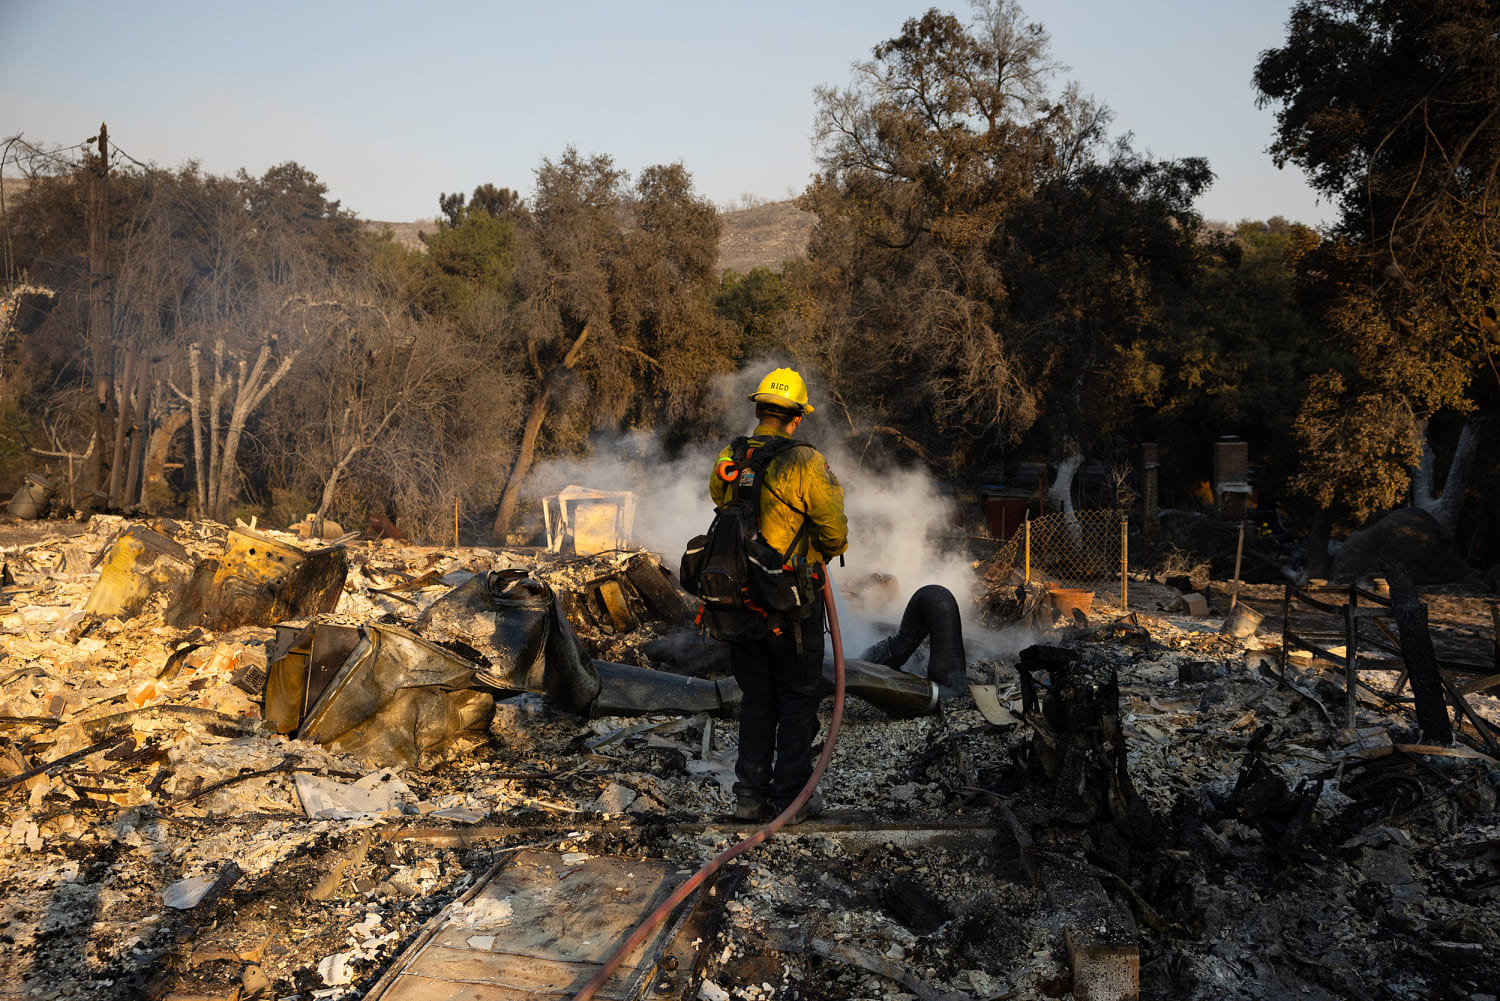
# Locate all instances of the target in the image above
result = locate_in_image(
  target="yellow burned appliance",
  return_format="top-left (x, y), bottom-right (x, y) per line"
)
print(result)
top-left (213, 528), bottom-right (312, 613)
top-left (170, 527), bottom-right (347, 632)
top-left (83, 525), bottom-right (193, 618)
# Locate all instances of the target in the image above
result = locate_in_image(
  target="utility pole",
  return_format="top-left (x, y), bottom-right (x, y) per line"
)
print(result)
top-left (87, 122), bottom-right (115, 502)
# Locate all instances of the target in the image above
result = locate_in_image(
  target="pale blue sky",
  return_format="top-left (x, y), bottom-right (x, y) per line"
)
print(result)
top-left (2, 0), bottom-right (1331, 226)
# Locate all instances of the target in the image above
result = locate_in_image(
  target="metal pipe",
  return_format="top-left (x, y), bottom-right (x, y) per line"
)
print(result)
top-left (821, 658), bottom-right (939, 718)
top-left (1229, 520), bottom-right (1245, 611)
top-left (570, 574), bottom-right (848, 1001)
top-left (589, 661), bottom-right (728, 716)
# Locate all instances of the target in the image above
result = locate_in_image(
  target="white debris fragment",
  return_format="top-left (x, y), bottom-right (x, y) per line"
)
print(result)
top-left (294, 770), bottom-right (411, 819)
top-left (590, 782), bottom-right (638, 814)
top-left (317, 950), bottom-right (356, 985)
top-left (446, 896), bottom-right (515, 928)
top-left (162, 875), bottom-right (218, 909)
top-left (431, 806), bottom-right (487, 823)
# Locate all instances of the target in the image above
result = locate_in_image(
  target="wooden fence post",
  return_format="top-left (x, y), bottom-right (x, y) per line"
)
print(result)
top-left (1119, 514), bottom-right (1128, 610)
top-left (1344, 587), bottom-right (1359, 729)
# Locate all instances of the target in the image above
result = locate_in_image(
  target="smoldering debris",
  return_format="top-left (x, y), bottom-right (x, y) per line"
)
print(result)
top-left (0, 514), bottom-right (1497, 1001)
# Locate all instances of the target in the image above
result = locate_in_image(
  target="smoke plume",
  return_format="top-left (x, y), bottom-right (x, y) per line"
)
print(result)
top-left (525, 365), bottom-right (1026, 671)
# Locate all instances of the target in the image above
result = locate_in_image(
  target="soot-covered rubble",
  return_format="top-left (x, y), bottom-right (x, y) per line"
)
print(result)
top-left (0, 515), bottom-right (1497, 1001)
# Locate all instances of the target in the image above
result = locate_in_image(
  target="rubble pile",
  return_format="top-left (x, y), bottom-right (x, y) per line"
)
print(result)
top-left (0, 515), bottom-right (1496, 1001)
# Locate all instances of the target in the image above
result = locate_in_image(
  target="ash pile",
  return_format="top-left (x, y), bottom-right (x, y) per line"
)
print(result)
top-left (1, 515), bottom-right (1497, 1001)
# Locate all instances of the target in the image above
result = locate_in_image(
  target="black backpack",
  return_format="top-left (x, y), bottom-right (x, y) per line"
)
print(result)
top-left (680, 436), bottom-right (815, 642)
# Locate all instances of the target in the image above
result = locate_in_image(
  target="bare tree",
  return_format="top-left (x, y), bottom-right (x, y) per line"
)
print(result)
top-left (172, 318), bottom-right (304, 522)
top-left (491, 317), bottom-right (592, 541)
top-left (282, 296), bottom-right (471, 537)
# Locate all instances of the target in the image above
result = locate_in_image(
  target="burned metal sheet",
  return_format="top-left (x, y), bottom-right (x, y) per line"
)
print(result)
top-left (263, 622), bottom-right (363, 734)
top-left (416, 569), bottom-right (601, 714)
top-left (274, 623), bottom-right (494, 770)
top-left (366, 849), bottom-right (735, 1001)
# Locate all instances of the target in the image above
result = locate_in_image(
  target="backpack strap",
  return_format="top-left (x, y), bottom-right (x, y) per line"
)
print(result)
top-left (731, 436), bottom-right (814, 564)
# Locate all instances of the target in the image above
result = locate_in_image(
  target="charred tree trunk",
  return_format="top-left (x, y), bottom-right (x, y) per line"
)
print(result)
top-left (313, 426), bottom-right (365, 538)
top-left (186, 338), bottom-right (302, 522)
top-left (1305, 505), bottom-right (1333, 581)
top-left (87, 124), bottom-right (115, 504)
top-left (184, 344), bottom-right (208, 517)
top-left (142, 409), bottom-right (189, 514)
top-left (492, 390), bottom-right (548, 543)
top-left (1048, 444), bottom-right (1085, 547)
top-left (490, 324), bottom-right (591, 544)
top-left (1384, 562), bottom-right (1453, 745)
top-left (1413, 416), bottom-right (1482, 540)
top-left (107, 349), bottom-right (137, 506)
top-left (123, 354), bottom-right (151, 507)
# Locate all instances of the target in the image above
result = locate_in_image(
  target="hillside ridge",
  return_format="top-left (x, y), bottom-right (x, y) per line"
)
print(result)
top-left (363, 199), bottom-right (814, 275)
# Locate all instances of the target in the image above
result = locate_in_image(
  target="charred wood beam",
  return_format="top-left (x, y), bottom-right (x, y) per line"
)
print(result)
top-left (761, 931), bottom-right (967, 1001)
top-left (1492, 600), bottom-right (1500, 671)
top-left (1434, 672), bottom-right (1500, 756)
top-left (1458, 673), bottom-right (1500, 696)
top-left (1384, 564), bottom-right (1453, 744)
top-left (0, 731), bottom-right (128, 793)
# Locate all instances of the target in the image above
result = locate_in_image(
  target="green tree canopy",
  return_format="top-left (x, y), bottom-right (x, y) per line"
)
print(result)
top-left (799, 0), bottom-right (1213, 487)
top-left (1255, 0), bottom-right (1500, 528)
top-left (488, 150), bottom-right (735, 539)
top-left (715, 267), bottom-right (799, 364)
top-left (419, 194), bottom-right (520, 316)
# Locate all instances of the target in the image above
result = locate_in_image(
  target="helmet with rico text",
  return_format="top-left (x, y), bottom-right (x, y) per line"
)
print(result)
top-left (748, 367), bottom-right (814, 415)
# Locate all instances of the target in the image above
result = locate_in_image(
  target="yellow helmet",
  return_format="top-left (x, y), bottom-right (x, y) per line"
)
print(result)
top-left (748, 367), bottom-right (814, 414)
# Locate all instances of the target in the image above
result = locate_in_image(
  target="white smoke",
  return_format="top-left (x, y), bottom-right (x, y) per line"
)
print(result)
top-left (525, 364), bottom-right (1025, 668)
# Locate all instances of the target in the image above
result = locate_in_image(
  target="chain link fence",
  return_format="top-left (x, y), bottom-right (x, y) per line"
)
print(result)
top-left (985, 509), bottom-right (1129, 610)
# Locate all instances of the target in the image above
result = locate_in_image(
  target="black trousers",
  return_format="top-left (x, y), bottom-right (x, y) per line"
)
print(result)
top-left (729, 598), bottom-right (826, 811)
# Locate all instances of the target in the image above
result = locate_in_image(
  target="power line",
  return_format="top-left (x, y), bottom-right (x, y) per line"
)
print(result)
top-left (1, 134), bottom-right (91, 173)
top-left (106, 141), bottom-right (152, 171)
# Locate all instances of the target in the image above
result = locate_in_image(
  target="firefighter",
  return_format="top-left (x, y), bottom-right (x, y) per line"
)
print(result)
top-left (711, 367), bottom-right (848, 823)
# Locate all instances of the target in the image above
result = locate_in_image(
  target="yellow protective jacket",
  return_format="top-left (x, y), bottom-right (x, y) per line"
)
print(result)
top-left (709, 426), bottom-right (848, 565)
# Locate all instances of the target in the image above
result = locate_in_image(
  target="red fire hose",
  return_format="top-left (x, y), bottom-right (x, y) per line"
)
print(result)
top-left (570, 578), bottom-right (847, 1001)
